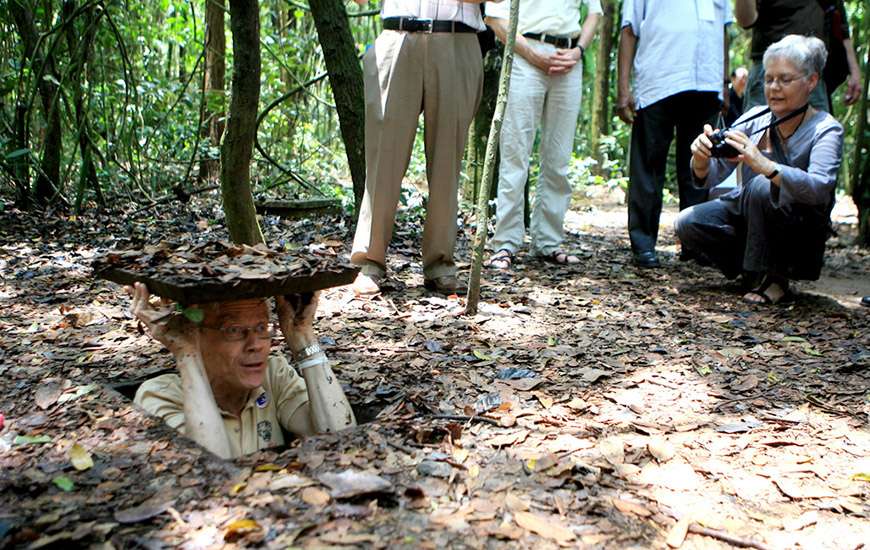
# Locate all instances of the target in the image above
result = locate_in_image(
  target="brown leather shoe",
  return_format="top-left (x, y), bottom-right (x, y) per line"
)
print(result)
top-left (352, 272), bottom-right (382, 296)
top-left (423, 275), bottom-right (467, 295)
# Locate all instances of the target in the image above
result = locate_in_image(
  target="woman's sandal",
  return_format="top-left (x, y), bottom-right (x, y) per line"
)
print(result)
top-left (486, 249), bottom-right (514, 270)
top-left (542, 249), bottom-right (581, 265)
top-left (743, 276), bottom-right (792, 305)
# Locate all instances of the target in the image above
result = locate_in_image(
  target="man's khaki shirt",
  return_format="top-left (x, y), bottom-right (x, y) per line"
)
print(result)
top-left (134, 356), bottom-right (309, 457)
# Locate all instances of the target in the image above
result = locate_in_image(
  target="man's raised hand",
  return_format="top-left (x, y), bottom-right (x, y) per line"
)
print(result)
top-left (128, 282), bottom-right (199, 356)
top-left (276, 292), bottom-right (320, 353)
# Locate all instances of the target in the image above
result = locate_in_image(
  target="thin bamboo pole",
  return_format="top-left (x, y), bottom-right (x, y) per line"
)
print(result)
top-left (465, 0), bottom-right (520, 315)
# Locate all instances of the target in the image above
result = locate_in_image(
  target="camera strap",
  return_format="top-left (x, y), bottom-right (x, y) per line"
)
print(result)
top-left (734, 103), bottom-right (810, 138)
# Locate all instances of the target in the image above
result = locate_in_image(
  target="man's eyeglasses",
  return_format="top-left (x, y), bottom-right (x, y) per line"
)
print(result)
top-left (202, 323), bottom-right (273, 342)
top-left (764, 74), bottom-right (805, 87)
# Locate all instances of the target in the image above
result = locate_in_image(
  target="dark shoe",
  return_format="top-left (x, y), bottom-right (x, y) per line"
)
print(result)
top-left (679, 249), bottom-right (698, 262)
top-left (424, 275), bottom-right (467, 295)
top-left (861, 296), bottom-right (870, 307)
top-left (633, 250), bottom-right (660, 268)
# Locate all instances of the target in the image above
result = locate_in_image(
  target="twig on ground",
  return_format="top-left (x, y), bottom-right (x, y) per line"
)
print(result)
top-left (688, 523), bottom-right (772, 550)
top-left (386, 439), bottom-right (419, 456)
top-left (429, 414), bottom-right (501, 427)
top-left (711, 390), bottom-right (774, 413)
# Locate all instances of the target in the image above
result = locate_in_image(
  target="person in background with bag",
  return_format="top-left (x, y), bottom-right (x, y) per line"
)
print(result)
top-left (617, 0), bottom-right (732, 268)
top-left (819, 0), bottom-right (862, 110)
top-left (734, 0), bottom-right (861, 113)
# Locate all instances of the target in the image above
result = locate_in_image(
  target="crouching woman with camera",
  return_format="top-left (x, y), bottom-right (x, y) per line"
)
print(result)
top-left (675, 35), bottom-right (844, 305)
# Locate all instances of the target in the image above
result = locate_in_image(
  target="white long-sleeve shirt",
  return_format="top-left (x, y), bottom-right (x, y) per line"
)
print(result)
top-left (485, 0), bottom-right (602, 38)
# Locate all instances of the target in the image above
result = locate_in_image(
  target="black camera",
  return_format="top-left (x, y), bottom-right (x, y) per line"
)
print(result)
top-left (709, 129), bottom-right (739, 158)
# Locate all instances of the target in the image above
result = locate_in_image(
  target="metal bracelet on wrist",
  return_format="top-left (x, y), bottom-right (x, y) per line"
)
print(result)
top-left (294, 343), bottom-right (322, 362)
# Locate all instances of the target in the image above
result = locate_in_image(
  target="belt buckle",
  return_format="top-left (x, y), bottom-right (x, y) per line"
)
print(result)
top-left (408, 17), bottom-right (433, 34)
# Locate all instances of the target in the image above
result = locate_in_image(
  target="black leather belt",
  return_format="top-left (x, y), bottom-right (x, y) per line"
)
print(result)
top-left (383, 17), bottom-right (478, 33)
top-left (523, 32), bottom-right (579, 49)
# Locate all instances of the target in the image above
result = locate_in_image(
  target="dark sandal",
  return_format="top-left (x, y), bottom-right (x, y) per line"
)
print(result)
top-left (486, 249), bottom-right (514, 270)
top-left (743, 276), bottom-right (791, 305)
top-left (543, 249), bottom-right (580, 265)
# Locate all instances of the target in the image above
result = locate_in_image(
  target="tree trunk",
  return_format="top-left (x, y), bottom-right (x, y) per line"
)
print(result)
top-left (12, 100), bottom-right (30, 208)
top-left (64, 1), bottom-right (103, 213)
top-left (466, 0), bottom-right (521, 315)
top-left (221, 0), bottom-right (265, 245)
top-left (9, 2), bottom-right (62, 206)
top-left (589, 0), bottom-right (615, 174)
top-left (200, 0), bottom-right (227, 182)
top-left (850, 33), bottom-right (869, 246)
top-left (308, 0), bottom-right (366, 217)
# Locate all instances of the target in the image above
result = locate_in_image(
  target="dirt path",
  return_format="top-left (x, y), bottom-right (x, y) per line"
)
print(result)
top-left (0, 200), bottom-right (868, 549)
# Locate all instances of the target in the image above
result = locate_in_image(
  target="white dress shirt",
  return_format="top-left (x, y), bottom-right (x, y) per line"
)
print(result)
top-left (622, 0), bottom-right (732, 109)
top-left (381, 0), bottom-right (486, 30)
top-left (485, 0), bottom-right (602, 37)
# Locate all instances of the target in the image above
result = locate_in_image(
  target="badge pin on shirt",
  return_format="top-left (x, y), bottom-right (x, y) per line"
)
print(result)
top-left (256, 392), bottom-right (268, 408)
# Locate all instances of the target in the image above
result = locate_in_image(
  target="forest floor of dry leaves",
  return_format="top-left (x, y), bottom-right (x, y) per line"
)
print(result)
top-left (0, 194), bottom-right (868, 549)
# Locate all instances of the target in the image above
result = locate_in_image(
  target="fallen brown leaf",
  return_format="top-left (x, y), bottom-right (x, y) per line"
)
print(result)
top-left (514, 511), bottom-right (575, 544)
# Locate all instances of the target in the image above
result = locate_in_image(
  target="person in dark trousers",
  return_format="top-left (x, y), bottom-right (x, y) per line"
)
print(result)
top-left (819, 0), bottom-right (863, 111)
top-left (617, 0), bottom-right (732, 268)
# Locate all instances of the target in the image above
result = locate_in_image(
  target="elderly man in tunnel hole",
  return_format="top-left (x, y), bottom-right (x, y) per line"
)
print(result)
top-left (130, 283), bottom-right (356, 459)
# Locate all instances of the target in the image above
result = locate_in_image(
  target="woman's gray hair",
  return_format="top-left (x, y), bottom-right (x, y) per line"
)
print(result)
top-left (763, 34), bottom-right (828, 76)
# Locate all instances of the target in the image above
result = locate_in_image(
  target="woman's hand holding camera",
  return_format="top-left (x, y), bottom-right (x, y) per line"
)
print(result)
top-left (723, 130), bottom-right (777, 178)
top-left (690, 124), bottom-right (716, 179)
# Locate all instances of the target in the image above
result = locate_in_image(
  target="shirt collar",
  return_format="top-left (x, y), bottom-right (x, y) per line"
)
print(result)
top-left (218, 386), bottom-right (268, 417)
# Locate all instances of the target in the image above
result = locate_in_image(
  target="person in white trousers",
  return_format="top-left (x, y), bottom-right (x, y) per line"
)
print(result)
top-left (485, 0), bottom-right (601, 269)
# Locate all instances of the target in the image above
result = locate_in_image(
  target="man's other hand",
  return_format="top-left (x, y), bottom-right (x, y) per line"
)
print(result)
top-left (616, 92), bottom-right (636, 124)
top-left (128, 282), bottom-right (199, 356)
top-left (844, 72), bottom-right (863, 106)
top-left (352, 0), bottom-right (367, 7)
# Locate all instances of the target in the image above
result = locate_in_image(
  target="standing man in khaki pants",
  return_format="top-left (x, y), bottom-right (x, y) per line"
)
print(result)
top-left (351, 0), bottom-right (501, 296)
